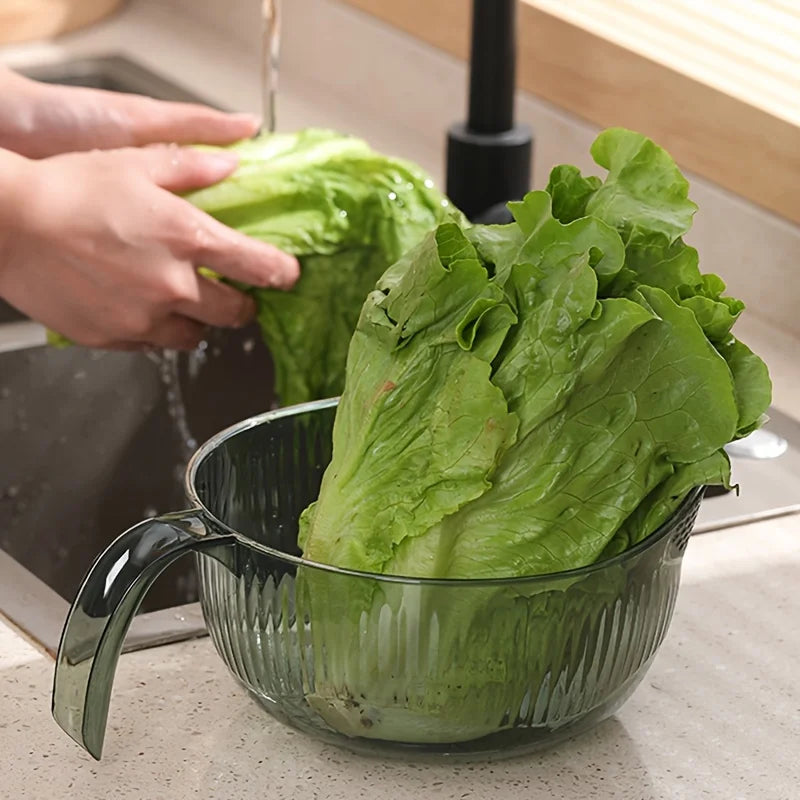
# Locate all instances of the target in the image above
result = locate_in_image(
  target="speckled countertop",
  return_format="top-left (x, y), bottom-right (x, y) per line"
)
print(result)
top-left (2, 2), bottom-right (800, 798)
top-left (2, 519), bottom-right (799, 800)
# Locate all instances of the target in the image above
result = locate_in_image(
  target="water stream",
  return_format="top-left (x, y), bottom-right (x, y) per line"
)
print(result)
top-left (147, 347), bottom-right (204, 499)
top-left (261, 0), bottom-right (282, 133)
top-left (150, 4), bottom-right (283, 503)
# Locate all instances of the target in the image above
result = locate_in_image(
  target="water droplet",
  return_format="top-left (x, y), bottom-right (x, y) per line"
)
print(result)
top-left (73, 370), bottom-right (87, 380)
top-left (143, 507), bottom-right (158, 518)
top-left (242, 338), bottom-right (255, 354)
top-left (212, 347), bottom-right (222, 357)
top-left (424, 178), bottom-right (434, 189)
top-left (186, 341), bottom-right (209, 380)
top-left (174, 612), bottom-right (186, 622)
top-left (338, 209), bottom-right (348, 218)
top-left (406, 182), bottom-right (414, 190)
top-left (388, 191), bottom-right (397, 201)
top-left (5, 486), bottom-right (19, 498)
top-left (441, 199), bottom-right (450, 208)
top-left (0, 388), bottom-right (10, 399)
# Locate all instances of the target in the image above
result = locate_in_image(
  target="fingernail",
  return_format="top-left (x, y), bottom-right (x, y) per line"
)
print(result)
top-left (231, 112), bottom-right (261, 131)
top-left (202, 151), bottom-right (240, 177)
top-left (237, 296), bottom-right (257, 326)
top-left (207, 151), bottom-right (239, 168)
top-left (281, 255), bottom-right (301, 287)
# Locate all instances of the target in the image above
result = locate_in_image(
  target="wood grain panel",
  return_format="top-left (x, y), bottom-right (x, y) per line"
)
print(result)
top-left (340, 0), bottom-right (800, 225)
top-left (0, 0), bottom-right (125, 45)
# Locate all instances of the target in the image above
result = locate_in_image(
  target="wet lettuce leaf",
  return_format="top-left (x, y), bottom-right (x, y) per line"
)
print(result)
top-left (45, 129), bottom-right (454, 406)
top-left (298, 224), bottom-right (519, 572)
top-left (186, 129), bottom-right (457, 405)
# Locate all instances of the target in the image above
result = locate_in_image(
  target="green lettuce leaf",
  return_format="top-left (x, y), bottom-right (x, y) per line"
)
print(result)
top-left (186, 129), bottom-right (457, 405)
top-left (585, 127), bottom-right (698, 246)
top-left (299, 225), bottom-right (518, 572)
top-left (46, 129), bottom-right (455, 407)
top-left (601, 449), bottom-right (732, 558)
top-left (546, 164), bottom-right (602, 224)
top-left (715, 337), bottom-right (773, 438)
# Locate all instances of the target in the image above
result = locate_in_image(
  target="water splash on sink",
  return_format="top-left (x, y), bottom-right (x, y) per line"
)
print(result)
top-left (147, 349), bottom-right (198, 462)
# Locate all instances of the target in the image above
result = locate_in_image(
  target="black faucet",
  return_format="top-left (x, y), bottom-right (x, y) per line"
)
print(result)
top-left (446, 0), bottom-right (533, 224)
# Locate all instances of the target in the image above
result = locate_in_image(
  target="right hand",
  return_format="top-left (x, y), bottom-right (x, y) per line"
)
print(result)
top-left (0, 145), bottom-right (299, 350)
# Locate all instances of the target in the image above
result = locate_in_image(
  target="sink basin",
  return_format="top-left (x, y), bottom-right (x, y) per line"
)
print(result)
top-left (0, 55), bottom-right (274, 653)
top-left (20, 54), bottom-right (211, 102)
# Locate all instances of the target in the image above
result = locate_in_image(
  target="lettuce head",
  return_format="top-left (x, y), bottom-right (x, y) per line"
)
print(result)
top-left (295, 128), bottom-right (771, 743)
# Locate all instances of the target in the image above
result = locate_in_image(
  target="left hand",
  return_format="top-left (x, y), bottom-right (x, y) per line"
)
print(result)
top-left (0, 66), bottom-right (260, 158)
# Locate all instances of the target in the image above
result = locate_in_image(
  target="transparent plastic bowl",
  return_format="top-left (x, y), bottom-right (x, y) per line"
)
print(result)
top-left (52, 399), bottom-right (702, 761)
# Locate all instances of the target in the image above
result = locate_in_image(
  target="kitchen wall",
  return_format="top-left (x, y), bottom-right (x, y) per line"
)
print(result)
top-left (166, 0), bottom-right (800, 336)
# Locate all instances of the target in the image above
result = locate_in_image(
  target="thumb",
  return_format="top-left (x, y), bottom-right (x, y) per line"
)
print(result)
top-left (136, 144), bottom-right (240, 193)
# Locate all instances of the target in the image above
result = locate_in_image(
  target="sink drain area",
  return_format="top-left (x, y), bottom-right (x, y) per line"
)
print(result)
top-left (695, 406), bottom-right (800, 533)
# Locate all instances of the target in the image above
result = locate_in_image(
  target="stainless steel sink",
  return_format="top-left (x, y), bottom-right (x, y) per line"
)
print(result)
top-left (695, 407), bottom-right (800, 531)
top-left (0, 55), bottom-right (270, 655)
top-left (21, 54), bottom-right (214, 103)
top-left (1, 54), bottom-right (798, 658)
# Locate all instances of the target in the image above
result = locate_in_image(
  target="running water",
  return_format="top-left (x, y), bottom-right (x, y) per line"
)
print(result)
top-left (261, 0), bottom-right (282, 133)
top-left (147, 348), bottom-right (201, 464)
top-left (148, 5), bottom-right (283, 489)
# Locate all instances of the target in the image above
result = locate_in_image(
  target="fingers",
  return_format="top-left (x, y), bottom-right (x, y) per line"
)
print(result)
top-left (146, 152), bottom-right (300, 290)
top-left (109, 146), bottom-right (300, 289)
top-left (186, 211), bottom-right (300, 289)
top-left (100, 341), bottom-right (153, 352)
top-left (145, 315), bottom-right (206, 350)
top-left (138, 144), bottom-right (241, 192)
top-left (119, 96), bottom-right (260, 146)
top-left (173, 275), bottom-right (256, 328)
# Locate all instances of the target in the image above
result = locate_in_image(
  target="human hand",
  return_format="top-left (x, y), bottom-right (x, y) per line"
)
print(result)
top-left (0, 66), bottom-right (260, 158)
top-left (0, 145), bottom-right (299, 350)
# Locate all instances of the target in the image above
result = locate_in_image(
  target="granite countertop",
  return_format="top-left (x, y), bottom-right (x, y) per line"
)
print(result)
top-left (1, 2), bottom-right (799, 798)
top-left (2, 518), bottom-right (798, 800)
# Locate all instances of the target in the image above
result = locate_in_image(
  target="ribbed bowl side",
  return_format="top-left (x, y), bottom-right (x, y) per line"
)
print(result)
top-left (192, 402), bottom-right (700, 758)
top-left (197, 530), bottom-right (686, 751)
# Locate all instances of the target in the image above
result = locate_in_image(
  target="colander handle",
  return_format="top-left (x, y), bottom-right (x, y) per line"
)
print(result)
top-left (51, 510), bottom-right (234, 760)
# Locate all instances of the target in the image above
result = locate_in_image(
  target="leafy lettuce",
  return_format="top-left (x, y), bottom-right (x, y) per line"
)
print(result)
top-left (302, 128), bottom-right (769, 577)
top-left (186, 129), bottom-right (456, 405)
top-left (48, 130), bottom-right (455, 407)
top-left (296, 128), bottom-right (771, 742)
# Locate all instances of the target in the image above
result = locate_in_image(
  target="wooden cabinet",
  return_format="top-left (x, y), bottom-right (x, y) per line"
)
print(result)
top-left (0, 0), bottom-right (125, 44)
